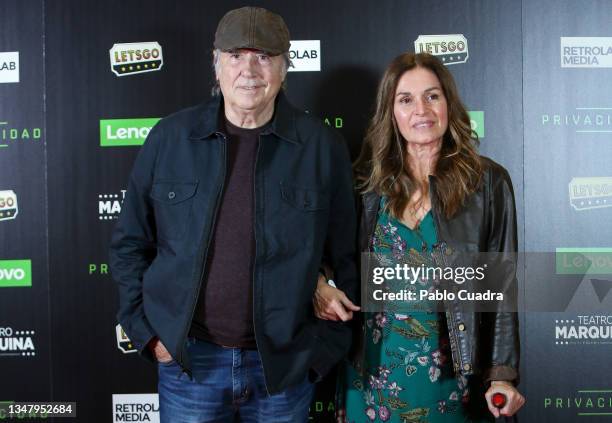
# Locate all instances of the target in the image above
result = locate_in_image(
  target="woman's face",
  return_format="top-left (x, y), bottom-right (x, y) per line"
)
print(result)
top-left (393, 67), bottom-right (448, 147)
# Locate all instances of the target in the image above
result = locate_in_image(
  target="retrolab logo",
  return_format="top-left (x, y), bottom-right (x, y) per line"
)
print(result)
top-left (100, 118), bottom-right (160, 147)
top-left (0, 190), bottom-right (18, 221)
top-left (288, 40), bottom-right (320, 72)
top-left (112, 394), bottom-right (159, 423)
top-left (116, 324), bottom-right (136, 354)
top-left (0, 52), bottom-right (19, 83)
top-left (99, 189), bottom-right (126, 220)
top-left (0, 260), bottom-right (31, 288)
top-left (569, 177), bottom-right (612, 211)
top-left (414, 35), bottom-right (468, 65)
top-left (0, 326), bottom-right (36, 357)
top-left (561, 37), bottom-right (612, 68)
top-left (555, 315), bottom-right (612, 346)
top-left (109, 42), bottom-right (163, 77)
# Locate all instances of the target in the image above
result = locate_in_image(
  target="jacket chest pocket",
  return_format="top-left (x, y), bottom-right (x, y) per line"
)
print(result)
top-left (150, 180), bottom-right (198, 240)
top-left (280, 183), bottom-right (329, 211)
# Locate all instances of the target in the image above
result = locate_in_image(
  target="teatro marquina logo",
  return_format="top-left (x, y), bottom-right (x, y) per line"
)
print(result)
top-left (561, 37), bottom-right (612, 68)
top-left (414, 34), bottom-right (468, 65)
top-left (0, 190), bottom-right (18, 221)
top-left (0, 325), bottom-right (36, 357)
top-left (109, 42), bottom-right (163, 77)
top-left (99, 189), bottom-right (126, 220)
top-left (0, 52), bottom-right (19, 83)
top-left (569, 177), bottom-right (612, 211)
top-left (288, 40), bottom-right (321, 72)
top-left (554, 315), bottom-right (612, 346)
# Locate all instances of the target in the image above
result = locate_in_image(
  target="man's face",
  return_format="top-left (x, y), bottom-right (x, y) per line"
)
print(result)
top-left (216, 49), bottom-right (285, 116)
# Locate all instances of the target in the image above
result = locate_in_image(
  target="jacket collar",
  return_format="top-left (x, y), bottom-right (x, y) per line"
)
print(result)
top-left (188, 91), bottom-right (301, 144)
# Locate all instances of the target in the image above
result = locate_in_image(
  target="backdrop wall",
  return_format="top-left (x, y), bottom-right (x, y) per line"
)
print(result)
top-left (1, 0), bottom-right (611, 421)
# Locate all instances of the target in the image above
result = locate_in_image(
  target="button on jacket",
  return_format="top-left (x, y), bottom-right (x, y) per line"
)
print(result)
top-left (109, 92), bottom-right (358, 394)
top-left (355, 157), bottom-right (520, 384)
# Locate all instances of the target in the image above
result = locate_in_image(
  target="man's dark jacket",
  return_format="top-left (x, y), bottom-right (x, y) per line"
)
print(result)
top-left (109, 92), bottom-right (358, 394)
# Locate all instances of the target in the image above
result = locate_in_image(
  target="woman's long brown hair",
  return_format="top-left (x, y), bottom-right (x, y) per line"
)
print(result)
top-left (355, 52), bottom-right (483, 219)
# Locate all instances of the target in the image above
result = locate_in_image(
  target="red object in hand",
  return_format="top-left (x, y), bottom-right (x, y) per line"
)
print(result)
top-left (492, 392), bottom-right (507, 408)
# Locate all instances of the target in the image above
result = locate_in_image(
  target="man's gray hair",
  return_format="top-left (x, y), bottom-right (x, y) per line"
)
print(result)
top-left (211, 49), bottom-right (292, 96)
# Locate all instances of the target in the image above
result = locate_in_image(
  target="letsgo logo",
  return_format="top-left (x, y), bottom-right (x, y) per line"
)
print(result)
top-left (0, 326), bottom-right (36, 357)
top-left (414, 34), bottom-right (468, 65)
top-left (109, 42), bottom-right (163, 77)
top-left (0, 260), bottom-right (32, 288)
top-left (561, 37), bottom-right (612, 68)
top-left (0, 190), bottom-right (18, 221)
top-left (100, 118), bottom-right (160, 147)
top-left (569, 177), bottom-right (612, 211)
top-left (116, 324), bottom-right (136, 354)
top-left (99, 190), bottom-right (126, 220)
top-left (112, 394), bottom-right (159, 423)
top-left (0, 52), bottom-right (19, 83)
top-left (288, 40), bottom-right (321, 72)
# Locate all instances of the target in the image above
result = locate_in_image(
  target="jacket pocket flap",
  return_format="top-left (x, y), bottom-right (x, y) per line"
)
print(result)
top-left (150, 180), bottom-right (198, 205)
top-left (280, 182), bottom-right (328, 211)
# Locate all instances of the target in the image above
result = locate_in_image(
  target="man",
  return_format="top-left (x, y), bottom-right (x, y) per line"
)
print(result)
top-left (110, 6), bottom-right (358, 422)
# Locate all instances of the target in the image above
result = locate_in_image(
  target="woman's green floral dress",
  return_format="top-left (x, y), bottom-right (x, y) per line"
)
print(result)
top-left (338, 198), bottom-right (476, 423)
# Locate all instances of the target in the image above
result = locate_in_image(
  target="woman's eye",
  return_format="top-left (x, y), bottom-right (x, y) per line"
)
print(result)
top-left (428, 94), bottom-right (439, 101)
top-left (400, 97), bottom-right (412, 104)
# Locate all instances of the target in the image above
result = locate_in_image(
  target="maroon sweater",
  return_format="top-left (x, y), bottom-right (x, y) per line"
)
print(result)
top-left (189, 118), bottom-right (267, 348)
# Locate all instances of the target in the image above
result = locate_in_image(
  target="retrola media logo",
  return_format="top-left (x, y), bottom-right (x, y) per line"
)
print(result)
top-left (561, 37), bottom-right (612, 68)
top-left (0, 121), bottom-right (42, 150)
top-left (288, 40), bottom-right (320, 72)
top-left (545, 389), bottom-right (612, 417)
top-left (569, 177), bottom-right (612, 211)
top-left (414, 35), bottom-right (468, 65)
top-left (109, 42), bottom-right (163, 77)
top-left (0, 260), bottom-right (31, 288)
top-left (112, 394), bottom-right (159, 423)
top-left (100, 118), bottom-right (160, 147)
top-left (99, 189), bottom-right (126, 220)
top-left (0, 52), bottom-right (19, 83)
top-left (0, 326), bottom-right (36, 357)
top-left (0, 190), bottom-right (18, 221)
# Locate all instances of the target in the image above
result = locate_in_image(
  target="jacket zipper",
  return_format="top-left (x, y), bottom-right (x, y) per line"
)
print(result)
top-left (251, 134), bottom-right (271, 395)
top-left (178, 133), bottom-right (227, 372)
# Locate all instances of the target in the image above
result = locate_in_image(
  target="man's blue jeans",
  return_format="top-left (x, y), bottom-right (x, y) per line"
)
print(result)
top-left (158, 338), bottom-right (315, 422)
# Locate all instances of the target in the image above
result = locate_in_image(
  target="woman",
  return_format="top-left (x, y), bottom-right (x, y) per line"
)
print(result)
top-left (314, 52), bottom-right (524, 422)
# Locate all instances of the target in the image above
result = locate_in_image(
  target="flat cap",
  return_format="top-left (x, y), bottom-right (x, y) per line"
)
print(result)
top-left (214, 6), bottom-right (290, 55)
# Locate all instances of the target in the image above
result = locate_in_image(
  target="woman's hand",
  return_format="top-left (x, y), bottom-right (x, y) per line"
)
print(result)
top-left (485, 380), bottom-right (525, 417)
top-left (313, 275), bottom-right (360, 321)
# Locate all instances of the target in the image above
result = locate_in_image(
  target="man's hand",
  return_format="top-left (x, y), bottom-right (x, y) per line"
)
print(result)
top-left (485, 380), bottom-right (525, 418)
top-left (148, 337), bottom-right (173, 363)
top-left (313, 275), bottom-right (360, 321)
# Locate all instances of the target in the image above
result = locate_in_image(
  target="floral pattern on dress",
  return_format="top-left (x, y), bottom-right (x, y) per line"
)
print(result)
top-left (338, 199), bottom-right (480, 423)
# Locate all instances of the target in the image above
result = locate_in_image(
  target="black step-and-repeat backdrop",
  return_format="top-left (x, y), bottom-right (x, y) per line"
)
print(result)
top-left (1, 0), bottom-right (611, 421)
